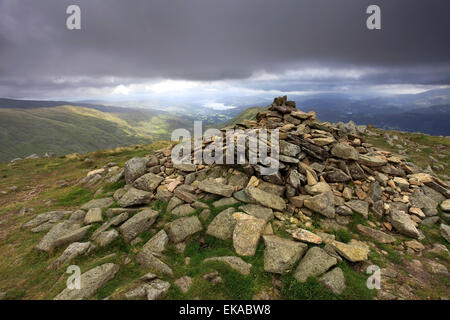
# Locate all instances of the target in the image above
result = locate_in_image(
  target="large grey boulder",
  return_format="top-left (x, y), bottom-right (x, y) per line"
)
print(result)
top-left (329, 240), bottom-right (369, 262)
top-left (119, 209), bottom-right (158, 242)
top-left (240, 204), bottom-right (274, 222)
top-left (93, 229), bottom-right (119, 247)
top-left (294, 247), bottom-right (337, 282)
top-left (22, 210), bottom-right (71, 231)
top-left (390, 210), bottom-right (420, 239)
top-left (84, 208), bottom-right (103, 224)
top-left (135, 251), bottom-right (173, 276)
top-left (54, 263), bottom-right (120, 300)
top-left (320, 267), bottom-right (346, 295)
top-left (142, 230), bottom-right (169, 253)
top-left (206, 207), bottom-right (236, 240)
top-left (124, 157), bottom-right (148, 184)
top-left (48, 242), bottom-right (93, 270)
top-left (303, 191), bottom-right (335, 218)
top-left (132, 173), bottom-right (164, 192)
top-left (441, 224), bottom-right (450, 243)
top-left (52, 225), bottom-right (92, 249)
top-left (410, 189), bottom-right (438, 217)
top-left (198, 179), bottom-right (235, 197)
top-left (331, 143), bottom-right (359, 160)
top-left (166, 216), bottom-right (203, 243)
top-left (35, 221), bottom-right (83, 252)
top-left (345, 200), bottom-right (369, 219)
top-left (244, 186), bottom-right (286, 211)
top-left (118, 188), bottom-right (152, 207)
top-left (233, 213), bottom-right (266, 256)
top-left (263, 235), bottom-right (307, 274)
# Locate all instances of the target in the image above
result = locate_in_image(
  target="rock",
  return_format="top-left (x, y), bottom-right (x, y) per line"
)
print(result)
top-left (203, 271), bottom-right (223, 284)
top-left (22, 210), bottom-right (71, 230)
top-left (198, 179), bottom-right (235, 197)
top-left (119, 209), bottom-right (158, 242)
top-left (280, 140), bottom-right (301, 157)
top-left (305, 182), bottom-right (331, 196)
top-left (391, 210), bottom-right (420, 239)
top-left (53, 225), bottom-right (92, 248)
top-left (263, 235), bottom-right (307, 274)
top-left (174, 276), bottom-right (193, 294)
top-left (48, 242), bottom-right (92, 270)
top-left (124, 157), bottom-right (148, 184)
top-left (292, 228), bottom-right (323, 244)
top-left (323, 169), bottom-right (351, 183)
top-left (174, 188), bottom-right (198, 203)
top-left (405, 240), bottom-right (425, 251)
top-left (92, 212), bottom-right (129, 239)
top-left (84, 208), bottom-right (103, 224)
top-left (142, 230), bottom-right (169, 253)
top-left (146, 279), bottom-right (171, 300)
top-left (213, 197), bottom-right (238, 207)
top-left (393, 177), bottom-right (409, 191)
top-left (132, 173), bottom-right (164, 192)
top-left (244, 187), bottom-right (286, 211)
top-left (203, 256), bottom-right (252, 275)
top-left (167, 197), bottom-right (184, 212)
top-left (320, 267), bottom-right (346, 295)
top-left (172, 204), bottom-right (196, 216)
top-left (173, 162), bottom-right (197, 172)
top-left (166, 216), bottom-right (203, 243)
top-left (410, 189), bottom-right (438, 217)
top-left (358, 154), bottom-right (387, 167)
top-left (440, 199), bottom-right (450, 212)
top-left (35, 221), bottom-right (82, 252)
top-left (54, 263), bottom-right (119, 300)
top-left (294, 247), bottom-right (337, 283)
top-left (421, 216), bottom-right (440, 226)
top-left (233, 213), bottom-right (266, 256)
top-left (331, 143), bottom-right (359, 160)
top-left (329, 240), bottom-right (369, 262)
top-left (81, 197), bottom-right (114, 210)
top-left (206, 207), bottom-right (236, 240)
top-left (135, 251), bottom-right (173, 276)
top-left (368, 182), bottom-right (382, 202)
top-left (335, 205), bottom-right (353, 216)
top-left (356, 224), bottom-right (395, 243)
top-left (117, 188), bottom-right (152, 207)
top-left (303, 191), bottom-right (335, 218)
top-left (125, 285), bottom-right (148, 299)
top-left (240, 204), bottom-right (274, 222)
top-left (94, 229), bottom-right (119, 247)
top-left (440, 224), bottom-right (450, 243)
top-left (345, 200), bottom-right (369, 218)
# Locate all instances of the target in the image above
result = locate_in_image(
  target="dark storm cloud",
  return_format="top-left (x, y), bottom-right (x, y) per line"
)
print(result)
top-left (0, 0), bottom-right (449, 98)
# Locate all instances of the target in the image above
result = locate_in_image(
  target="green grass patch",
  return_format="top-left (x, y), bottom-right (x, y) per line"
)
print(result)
top-left (56, 186), bottom-right (92, 207)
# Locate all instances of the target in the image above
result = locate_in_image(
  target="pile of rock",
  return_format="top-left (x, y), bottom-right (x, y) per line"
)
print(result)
top-left (23, 96), bottom-right (449, 300)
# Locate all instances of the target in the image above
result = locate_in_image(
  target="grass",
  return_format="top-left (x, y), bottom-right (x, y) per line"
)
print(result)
top-left (56, 186), bottom-right (93, 207)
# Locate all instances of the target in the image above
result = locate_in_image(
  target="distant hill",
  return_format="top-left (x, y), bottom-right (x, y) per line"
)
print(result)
top-left (0, 101), bottom-right (192, 162)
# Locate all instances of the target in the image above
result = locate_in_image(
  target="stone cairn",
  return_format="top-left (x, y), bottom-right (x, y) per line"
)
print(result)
top-left (23, 96), bottom-right (450, 300)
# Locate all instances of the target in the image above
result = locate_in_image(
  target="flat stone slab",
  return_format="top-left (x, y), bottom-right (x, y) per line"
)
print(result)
top-left (244, 187), bottom-right (286, 211)
top-left (329, 240), bottom-right (369, 262)
top-left (35, 221), bottom-right (82, 252)
top-left (198, 179), bottom-right (235, 197)
top-left (118, 188), bottom-right (152, 208)
top-left (54, 263), bottom-right (119, 300)
top-left (171, 204), bottom-right (196, 217)
top-left (84, 208), bottom-right (103, 224)
top-left (81, 198), bottom-right (114, 210)
top-left (135, 251), bottom-right (173, 276)
top-left (345, 200), bottom-right (369, 218)
top-left (240, 204), bottom-right (274, 222)
top-left (213, 197), bottom-right (238, 207)
top-left (203, 256), bottom-right (252, 275)
top-left (356, 224), bottom-right (395, 243)
top-left (391, 210), bottom-right (420, 239)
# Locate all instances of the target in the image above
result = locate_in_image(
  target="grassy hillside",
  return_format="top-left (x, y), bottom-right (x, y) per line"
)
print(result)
top-left (0, 105), bottom-right (190, 162)
top-left (224, 106), bottom-right (266, 127)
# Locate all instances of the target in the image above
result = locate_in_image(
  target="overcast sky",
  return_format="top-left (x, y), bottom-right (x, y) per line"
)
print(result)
top-left (0, 0), bottom-right (449, 107)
